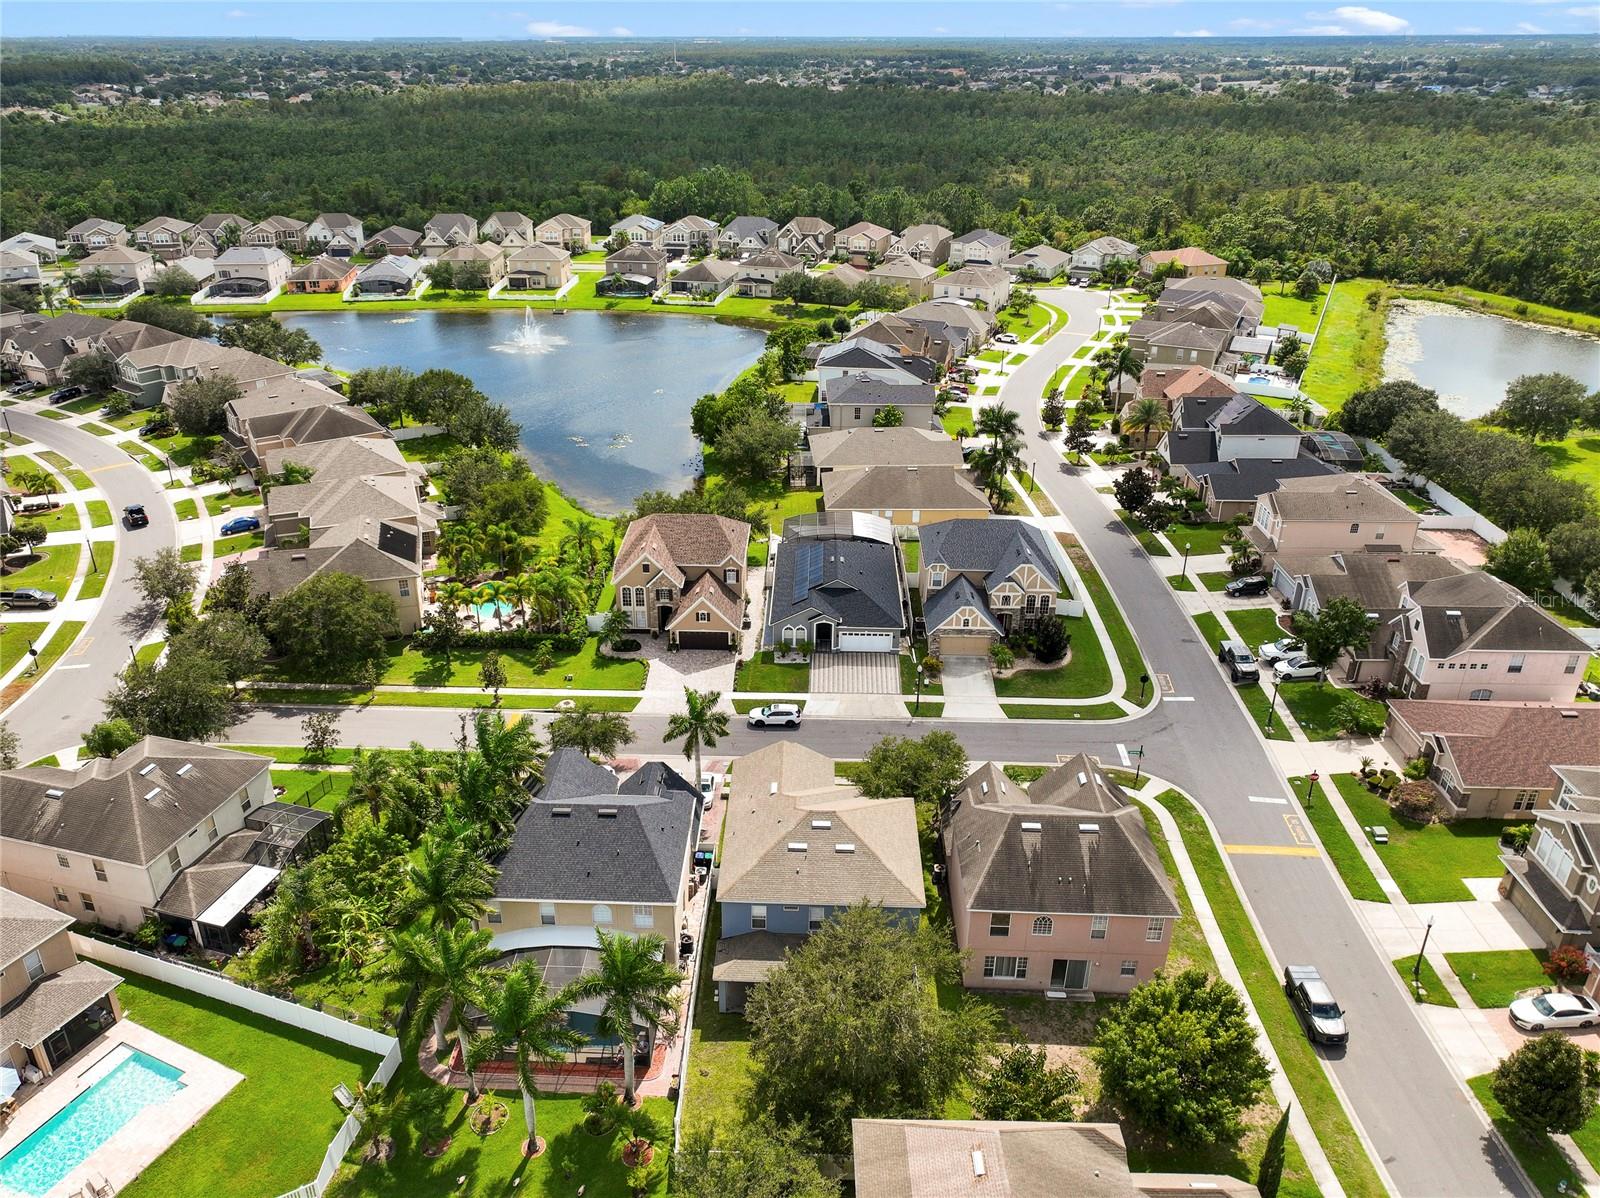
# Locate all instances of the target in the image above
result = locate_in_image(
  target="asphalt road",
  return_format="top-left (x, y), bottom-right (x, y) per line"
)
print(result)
top-left (3, 407), bottom-right (177, 755)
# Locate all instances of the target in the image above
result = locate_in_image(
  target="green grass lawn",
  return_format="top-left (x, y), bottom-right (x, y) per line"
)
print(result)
top-left (1114, 509), bottom-right (1170, 556)
top-left (78, 547), bottom-right (113, 600)
top-left (1388, 486), bottom-right (1434, 513)
top-left (20, 499), bottom-right (80, 534)
top-left (179, 543), bottom-right (203, 563)
top-left (1444, 949), bottom-right (1552, 1009)
top-left (117, 439), bottom-right (164, 471)
top-left (682, 902), bottom-right (754, 1134)
top-left (1297, 278), bottom-right (1384, 413)
top-left (145, 431), bottom-right (219, 468)
top-left (1393, 955), bottom-right (1458, 1007)
top-left (265, 637), bottom-right (646, 691)
top-left (244, 687), bottom-right (640, 712)
top-left (85, 500), bottom-right (113, 527)
top-left (1064, 538), bottom-right (1150, 706)
top-left (1277, 680), bottom-right (1359, 741)
top-left (229, 744), bottom-right (362, 764)
top-left (901, 540), bottom-right (921, 572)
top-left (1332, 773), bottom-right (1511, 904)
top-left (940, 406), bottom-right (973, 438)
top-left (0, 543), bottom-right (80, 596)
top-left (1225, 608), bottom-right (1287, 649)
top-left (1191, 613), bottom-right (1290, 738)
top-left (58, 396), bottom-right (107, 415)
top-left (203, 489), bottom-right (264, 516)
top-left (1192, 612), bottom-right (1226, 653)
top-left (1198, 570), bottom-right (1236, 592)
top-left (734, 650), bottom-right (810, 693)
top-left (1468, 1073), bottom-right (1587, 1198)
top-left (395, 432), bottom-right (464, 463)
top-left (1, 620), bottom-right (48, 674)
top-left (135, 640), bottom-right (166, 666)
top-left (226, 954), bottom-right (405, 1031)
top-left (36, 450), bottom-right (93, 490)
top-left (1001, 701), bottom-right (1126, 720)
top-left (213, 530), bottom-right (266, 556)
top-left (1168, 573), bottom-right (1195, 591)
top-left (82, 421), bottom-right (116, 436)
top-left (102, 406), bottom-right (154, 431)
top-left (111, 968), bottom-right (378, 1198)
top-left (271, 767), bottom-right (354, 812)
top-left (172, 497), bottom-right (199, 520)
top-left (994, 612), bottom-right (1111, 700)
top-left (1294, 776), bottom-right (1387, 903)
top-left (1166, 520), bottom-right (1239, 557)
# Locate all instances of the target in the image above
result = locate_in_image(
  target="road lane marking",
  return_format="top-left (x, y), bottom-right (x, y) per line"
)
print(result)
top-left (1248, 795), bottom-right (1289, 805)
top-left (1116, 743), bottom-right (1131, 766)
top-left (89, 462), bottom-right (132, 474)
top-left (1223, 844), bottom-right (1320, 858)
top-left (1155, 673), bottom-right (1173, 694)
top-left (1283, 814), bottom-right (1314, 847)
top-left (1164, 696), bottom-right (1195, 702)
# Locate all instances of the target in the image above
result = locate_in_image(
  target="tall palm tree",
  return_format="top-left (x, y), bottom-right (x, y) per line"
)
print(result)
top-left (257, 865), bottom-right (319, 976)
top-left (465, 962), bottom-right (585, 1156)
top-left (570, 929), bottom-right (684, 1106)
top-left (500, 573), bottom-right (535, 626)
top-left (975, 403), bottom-right (1022, 451)
top-left (561, 517), bottom-right (605, 579)
top-left (471, 709), bottom-right (544, 793)
top-left (78, 265), bottom-right (115, 298)
top-left (475, 579), bottom-right (511, 628)
top-left (385, 919), bottom-right (500, 1100)
top-left (36, 281), bottom-right (62, 315)
top-left (549, 704), bottom-right (636, 760)
top-left (435, 580), bottom-right (473, 623)
top-left (437, 523), bottom-right (478, 576)
top-left (402, 831), bottom-right (496, 928)
top-left (337, 747), bottom-right (400, 829)
top-left (13, 470), bottom-right (55, 506)
top-left (971, 434), bottom-right (1023, 507)
top-left (1124, 398), bottom-right (1172, 450)
top-left (663, 687), bottom-right (728, 790)
top-left (1093, 334), bottom-right (1145, 392)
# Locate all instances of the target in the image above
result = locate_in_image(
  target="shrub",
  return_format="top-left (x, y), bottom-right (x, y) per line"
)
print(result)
top-left (1545, 945), bottom-right (1593, 989)
top-left (1332, 695), bottom-right (1387, 738)
top-left (1403, 756), bottom-right (1430, 781)
top-left (1392, 782), bottom-right (1437, 823)
top-left (1503, 824), bottom-right (1534, 852)
top-left (1033, 617), bottom-right (1070, 664)
top-left (614, 638), bottom-right (642, 653)
top-left (989, 642), bottom-right (1016, 671)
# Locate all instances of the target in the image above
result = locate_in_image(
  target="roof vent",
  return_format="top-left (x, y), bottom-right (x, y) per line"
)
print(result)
top-left (1020, 821), bottom-right (1042, 831)
top-left (1079, 822), bottom-right (1101, 834)
top-left (1445, 609), bottom-right (1462, 618)
top-left (291, 553), bottom-right (307, 561)
top-left (835, 843), bottom-right (856, 853)
top-left (770, 782), bottom-right (778, 795)
top-left (551, 807), bottom-right (572, 817)
top-left (45, 788), bottom-right (64, 798)
top-left (972, 1149), bottom-right (987, 1178)
top-left (811, 819), bottom-right (832, 829)
top-left (1560, 710), bottom-right (1580, 719)
top-left (1077, 771), bottom-right (1088, 785)
top-left (139, 763), bottom-right (158, 777)
top-left (143, 787), bottom-right (162, 801)
top-left (598, 807), bottom-right (618, 818)
top-left (176, 763), bottom-right (194, 777)
top-left (787, 842), bottom-right (808, 852)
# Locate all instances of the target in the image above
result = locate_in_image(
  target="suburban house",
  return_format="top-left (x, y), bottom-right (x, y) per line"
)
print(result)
top-left (950, 229), bottom-right (1013, 268)
top-left (0, 738), bottom-right (331, 953)
top-left (191, 213), bottom-right (250, 255)
top-left (223, 375), bottom-right (385, 466)
top-left (851, 1119), bottom-right (1260, 1198)
top-left (1, 887), bottom-right (123, 1083)
top-left (943, 757), bottom-right (1179, 995)
top-left (601, 244), bottom-right (668, 293)
top-left (822, 464), bottom-right (990, 528)
top-left (1160, 393), bottom-right (1330, 517)
top-left (888, 223), bottom-right (953, 266)
top-left (1387, 701), bottom-right (1600, 820)
top-left (829, 263), bottom-right (868, 290)
top-left (609, 214), bottom-right (665, 246)
top-left (611, 512), bottom-right (751, 650)
top-left (866, 257), bottom-right (937, 301)
top-left (811, 376), bottom-right (940, 430)
top-left (1501, 799), bottom-right (1600, 952)
top-left (833, 221), bottom-right (894, 264)
top-left (669, 257), bottom-right (740, 298)
top-left (1246, 475), bottom-right (1424, 561)
top-left (933, 265), bottom-right (1012, 311)
top-left (661, 215), bottom-right (720, 257)
top-left (716, 216), bottom-right (779, 257)
top-left (1069, 235), bottom-right (1140, 281)
top-left (815, 342), bottom-right (938, 391)
top-left (776, 217), bottom-right (835, 261)
top-left (303, 212), bottom-right (364, 257)
top-left (0, 250), bottom-right (43, 291)
top-left (161, 255), bottom-right (216, 292)
top-left (919, 519), bottom-right (1065, 657)
top-left (801, 425), bottom-right (963, 488)
top-left (1112, 362), bottom-right (1234, 413)
top-left (1163, 276), bottom-right (1265, 329)
top-left (1139, 246), bottom-right (1229, 277)
top-left (436, 242), bottom-right (508, 286)
top-left (363, 225), bottom-right (423, 257)
top-left (535, 213), bottom-right (591, 251)
top-left (1, 313), bottom-right (117, 386)
top-left (208, 246), bottom-right (293, 298)
top-left (484, 749), bottom-right (697, 1051)
top-left (71, 246), bottom-right (156, 298)
top-left (112, 336), bottom-right (287, 408)
top-left (481, 211), bottom-right (535, 245)
top-left (354, 254), bottom-right (425, 296)
top-left (284, 254), bottom-right (359, 295)
top-left (1003, 243), bottom-right (1070, 280)
top-left (131, 216), bottom-right (197, 259)
top-left (1382, 571), bottom-right (1593, 703)
top-left (64, 218), bottom-right (126, 252)
top-left (241, 216), bottom-right (307, 251)
top-left (850, 313), bottom-right (958, 371)
top-left (420, 213), bottom-right (479, 254)
top-left (712, 741), bottom-right (923, 1013)
top-left (765, 515), bottom-right (907, 653)
top-left (1126, 317), bottom-right (1232, 369)
top-left (727, 249), bottom-right (802, 297)
top-left (898, 299), bottom-right (995, 359)
top-left (504, 244), bottom-right (573, 291)
top-left (1, 232), bottom-right (62, 263)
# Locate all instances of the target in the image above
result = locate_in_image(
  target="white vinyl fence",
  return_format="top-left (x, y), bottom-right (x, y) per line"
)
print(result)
top-left (70, 934), bottom-right (401, 1198)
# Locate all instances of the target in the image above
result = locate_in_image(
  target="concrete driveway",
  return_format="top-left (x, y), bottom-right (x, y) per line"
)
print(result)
top-left (939, 657), bottom-right (1005, 720)
top-left (633, 638), bottom-right (738, 714)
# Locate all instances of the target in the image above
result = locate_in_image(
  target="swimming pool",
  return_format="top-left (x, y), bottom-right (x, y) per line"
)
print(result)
top-left (0, 1047), bottom-right (185, 1197)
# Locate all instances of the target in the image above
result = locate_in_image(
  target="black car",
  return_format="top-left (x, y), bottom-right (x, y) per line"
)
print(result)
top-left (140, 419), bottom-right (173, 437)
top-left (123, 504), bottom-right (150, 529)
top-left (1224, 574), bottom-right (1271, 598)
top-left (48, 385), bottom-right (86, 405)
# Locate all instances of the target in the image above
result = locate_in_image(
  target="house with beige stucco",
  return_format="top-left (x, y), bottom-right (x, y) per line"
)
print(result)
top-left (1246, 474), bottom-right (1424, 562)
top-left (611, 513), bottom-right (750, 650)
top-left (919, 518), bottom-right (1065, 658)
top-left (536, 213), bottom-right (591, 252)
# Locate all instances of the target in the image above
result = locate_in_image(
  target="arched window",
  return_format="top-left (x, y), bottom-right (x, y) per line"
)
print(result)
top-left (1032, 916), bottom-right (1054, 936)
top-left (592, 904), bottom-right (613, 925)
top-left (1469, 689), bottom-right (1493, 702)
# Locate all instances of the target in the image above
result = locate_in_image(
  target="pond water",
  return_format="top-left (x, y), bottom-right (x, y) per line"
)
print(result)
top-left (280, 308), bottom-right (766, 512)
top-left (1383, 300), bottom-right (1599, 419)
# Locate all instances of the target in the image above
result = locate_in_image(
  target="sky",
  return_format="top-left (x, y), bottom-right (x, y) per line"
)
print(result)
top-left (2, 1), bottom-right (1597, 41)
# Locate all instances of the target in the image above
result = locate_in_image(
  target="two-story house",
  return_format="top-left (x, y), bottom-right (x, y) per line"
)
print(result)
top-left (2, 887), bottom-right (123, 1082)
top-left (1161, 393), bottom-right (1339, 518)
top-left (866, 257), bottom-right (937, 301)
top-left (191, 213), bottom-right (250, 256)
top-left (812, 376), bottom-right (940, 431)
top-left (949, 229), bottom-right (1013, 269)
top-left (1502, 801), bottom-right (1600, 953)
top-left (435, 242), bottom-right (507, 286)
top-left (803, 425), bottom-right (964, 488)
top-left (611, 513), bottom-right (751, 650)
top-left (504, 244), bottom-right (573, 292)
top-left (303, 212), bottom-right (364, 257)
top-left (732, 249), bottom-right (804, 298)
top-left (943, 757), bottom-right (1179, 996)
top-left (1246, 475), bottom-right (1424, 564)
top-left (1383, 571), bottom-right (1593, 703)
top-left (609, 214), bottom-right (664, 247)
top-left (71, 246), bottom-right (156, 299)
top-left (420, 213), bottom-right (479, 255)
top-left (1, 232), bottom-right (62, 264)
top-left (833, 222), bottom-right (894, 265)
top-left (1126, 318), bottom-right (1232, 369)
top-left (776, 217), bottom-right (835, 261)
top-left (669, 257), bottom-right (740, 298)
top-left (712, 741), bottom-right (923, 1013)
top-left (208, 246), bottom-right (293, 298)
top-left (131, 216), bottom-right (198, 260)
top-left (887, 223), bottom-right (953, 266)
top-left (241, 216), bottom-right (307, 252)
top-left (933, 265), bottom-right (1012, 311)
top-left (116, 338), bottom-right (291, 409)
top-left (480, 211), bottom-right (535, 245)
top-left (1068, 235), bottom-right (1140, 281)
top-left (716, 216), bottom-right (779, 258)
top-left (535, 213), bottom-right (591, 252)
top-left (661, 215), bottom-right (720, 257)
top-left (822, 464), bottom-right (990, 529)
top-left (1139, 246), bottom-right (1229, 278)
top-left (920, 519), bottom-right (1066, 657)
top-left (64, 218), bottom-right (126, 253)
top-left (0, 250), bottom-right (44, 291)
top-left (601, 244), bottom-right (668, 293)
top-left (815, 343), bottom-right (938, 391)
top-left (1, 313), bottom-right (117, 386)
top-left (1002, 243), bottom-right (1070, 280)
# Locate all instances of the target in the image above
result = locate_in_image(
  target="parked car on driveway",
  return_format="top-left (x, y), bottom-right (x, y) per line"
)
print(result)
top-left (7, 380), bottom-right (35, 395)
top-left (746, 703), bottom-right (802, 729)
top-left (140, 418), bottom-right (173, 437)
top-left (1509, 992), bottom-right (1600, 1031)
top-left (1224, 575), bottom-right (1271, 598)
top-left (48, 385), bottom-right (86, 405)
top-left (123, 504), bottom-right (149, 529)
top-left (1217, 639), bottom-right (1259, 684)
top-left (1258, 637), bottom-right (1304, 664)
top-left (994, 332), bottom-right (1019, 344)
top-left (219, 515), bottom-right (261, 536)
top-left (1273, 655), bottom-right (1325, 682)
top-left (1, 588), bottom-right (58, 609)
top-left (1285, 964), bottom-right (1348, 1046)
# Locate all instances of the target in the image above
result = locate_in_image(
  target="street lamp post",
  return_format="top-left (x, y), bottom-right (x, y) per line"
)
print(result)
top-left (1138, 672), bottom-right (1149, 703)
top-left (1304, 770), bottom-right (1320, 809)
top-left (164, 456), bottom-right (175, 486)
top-left (1132, 744), bottom-right (1146, 787)
top-left (1182, 540), bottom-right (1192, 581)
top-left (86, 537), bottom-right (99, 574)
top-left (1412, 914), bottom-right (1436, 997)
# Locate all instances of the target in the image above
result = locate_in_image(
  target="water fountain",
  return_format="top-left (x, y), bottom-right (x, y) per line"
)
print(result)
top-left (492, 306), bottom-right (569, 355)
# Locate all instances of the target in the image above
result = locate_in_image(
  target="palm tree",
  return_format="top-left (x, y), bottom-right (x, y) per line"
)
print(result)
top-left (1093, 334), bottom-right (1145, 393)
top-left (662, 687), bottom-right (728, 790)
top-left (257, 865), bottom-right (320, 976)
top-left (549, 704), bottom-right (636, 760)
top-left (471, 709), bottom-right (543, 793)
top-left (12, 470), bottom-right (55, 506)
top-left (402, 831), bottom-right (496, 928)
top-left (570, 929), bottom-right (684, 1106)
top-left (500, 573), bottom-right (535, 626)
top-left (970, 434), bottom-right (1022, 508)
top-left (78, 265), bottom-right (115, 299)
top-left (1124, 398), bottom-right (1172, 451)
top-left (975, 403), bottom-right (1022, 451)
top-left (465, 962), bottom-right (585, 1156)
top-left (475, 579), bottom-right (511, 628)
top-left (562, 517), bottom-right (605, 579)
top-left (387, 921), bottom-right (500, 1100)
top-left (1284, 394), bottom-right (1313, 426)
top-left (437, 524), bottom-right (478, 576)
top-left (337, 747), bottom-right (401, 829)
top-left (36, 281), bottom-right (62, 315)
top-left (435, 580), bottom-right (473, 624)
top-left (481, 523), bottom-right (516, 573)
top-left (470, 582), bottom-right (501, 630)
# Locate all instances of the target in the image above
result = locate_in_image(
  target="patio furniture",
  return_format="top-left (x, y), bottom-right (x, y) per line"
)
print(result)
top-left (21, 1063), bottom-right (43, 1085)
top-left (87, 1172), bottom-right (115, 1196)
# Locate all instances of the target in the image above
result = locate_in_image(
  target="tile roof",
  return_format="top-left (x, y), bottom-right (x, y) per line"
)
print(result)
top-left (1136, 365), bottom-right (1235, 403)
top-left (287, 255), bottom-right (355, 283)
top-left (837, 221), bottom-right (893, 240)
top-left (1144, 246), bottom-right (1228, 268)
top-left (1388, 702), bottom-right (1600, 790)
top-left (869, 258), bottom-right (937, 282)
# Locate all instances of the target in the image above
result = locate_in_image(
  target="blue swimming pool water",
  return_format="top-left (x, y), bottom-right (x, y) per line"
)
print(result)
top-left (0, 1048), bottom-right (185, 1197)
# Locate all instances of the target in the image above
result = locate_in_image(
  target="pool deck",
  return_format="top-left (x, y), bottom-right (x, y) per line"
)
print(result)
top-left (0, 1020), bottom-right (241, 1198)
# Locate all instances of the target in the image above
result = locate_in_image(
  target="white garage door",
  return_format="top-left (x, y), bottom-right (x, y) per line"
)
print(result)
top-left (836, 631), bottom-right (896, 653)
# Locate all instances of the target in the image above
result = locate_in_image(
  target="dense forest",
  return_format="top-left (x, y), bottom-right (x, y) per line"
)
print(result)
top-left (4, 76), bottom-right (1598, 309)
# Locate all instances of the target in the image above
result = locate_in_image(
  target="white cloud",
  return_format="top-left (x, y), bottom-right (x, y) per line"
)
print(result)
top-left (1564, 4), bottom-right (1600, 18)
top-left (1173, 27), bottom-right (1215, 36)
top-left (933, 25), bottom-right (950, 33)
top-left (1328, 6), bottom-right (1411, 33)
top-left (1516, 20), bottom-right (1548, 30)
top-left (526, 20), bottom-right (594, 37)
top-left (225, 8), bottom-right (248, 17)
top-left (610, 25), bottom-right (633, 35)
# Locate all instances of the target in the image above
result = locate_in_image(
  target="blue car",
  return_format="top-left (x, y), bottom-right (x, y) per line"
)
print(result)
top-left (219, 515), bottom-right (261, 536)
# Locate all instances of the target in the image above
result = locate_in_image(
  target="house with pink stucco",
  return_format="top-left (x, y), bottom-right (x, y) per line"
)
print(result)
top-left (942, 756), bottom-right (1178, 997)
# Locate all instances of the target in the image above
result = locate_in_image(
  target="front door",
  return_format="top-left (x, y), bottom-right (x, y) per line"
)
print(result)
top-left (814, 622), bottom-right (833, 652)
top-left (1051, 959), bottom-right (1090, 990)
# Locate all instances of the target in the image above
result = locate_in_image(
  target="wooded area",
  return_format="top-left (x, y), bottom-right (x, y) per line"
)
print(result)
top-left (4, 76), bottom-right (1597, 310)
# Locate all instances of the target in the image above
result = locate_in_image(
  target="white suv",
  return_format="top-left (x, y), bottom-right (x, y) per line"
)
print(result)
top-left (746, 703), bottom-right (802, 728)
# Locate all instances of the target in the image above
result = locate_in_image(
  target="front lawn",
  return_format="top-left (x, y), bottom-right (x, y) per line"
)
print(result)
top-left (1294, 776), bottom-right (1387, 903)
top-left (145, 431), bottom-right (219, 468)
top-left (1468, 1073), bottom-right (1586, 1198)
top-left (1, 621), bottom-right (48, 674)
top-left (1226, 608), bottom-right (1287, 648)
top-left (213, 530), bottom-right (266, 556)
top-left (898, 650), bottom-right (944, 697)
top-left (734, 651), bottom-right (810, 693)
top-left (1114, 509), bottom-right (1170, 556)
top-left (1443, 949), bottom-right (1551, 1010)
top-left (112, 969), bottom-right (377, 1198)
top-left (203, 489), bottom-right (263, 516)
top-left (172, 498), bottom-right (199, 521)
top-left (266, 638), bottom-right (646, 691)
top-left (36, 450), bottom-right (93, 490)
top-left (941, 406), bottom-right (974, 438)
top-left (78, 548), bottom-right (113, 600)
top-left (1198, 570), bottom-right (1236, 592)
top-left (1062, 537), bottom-right (1149, 706)
top-left (1166, 520), bottom-right (1240, 557)
top-left (1393, 955), bottom-right (1457, 1007)
top-left (20, 500), bottom-right (80, 534)
top-left (0, 543), bottom-right (80, 596)
top-left (1332, 773), bottom-right (1511, 904)
top-left (1277, 680), bottom-right (1359, 741)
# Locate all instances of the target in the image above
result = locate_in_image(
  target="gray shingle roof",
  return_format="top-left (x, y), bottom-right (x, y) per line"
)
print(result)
top-left (1406, 572), bottom-right (1592, 657)
top-left (924, 574), bottom-right (1003, 635)
top-left (821, 375), bottom-right (938, 409)
top-left (1185, 456), bottom-right (1338, 502)
top-left (0, 887), bottom-right (73, 966)
top-left (920, 519), bottom-right (1061, 590)
top-left (0, 961), bottom-right (121, 1051)
top-left (766, 537), bottom-right (904, 632)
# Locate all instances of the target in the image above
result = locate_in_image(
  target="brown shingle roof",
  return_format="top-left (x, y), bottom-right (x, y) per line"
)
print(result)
top-left (0, 887), bottom-right (73, 966)
top-left (1388, 702), bottom-right (1600, 790)
top-left (614, 513), bottom-right (749, 582)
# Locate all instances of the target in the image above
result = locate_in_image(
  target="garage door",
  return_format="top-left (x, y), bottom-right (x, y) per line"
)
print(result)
top-left (836, 631), bottom-right (896, 653)
top-left (676, 630), bottom-right (731, 650)
top-left (939, 634), bottom-right (992, 657)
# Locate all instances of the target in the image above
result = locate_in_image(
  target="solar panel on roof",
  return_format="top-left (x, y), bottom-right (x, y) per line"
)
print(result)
top-left (793, 540), bottom-right (825, 603)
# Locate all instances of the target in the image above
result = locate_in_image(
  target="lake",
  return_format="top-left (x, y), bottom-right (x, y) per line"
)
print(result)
top-left (280, 308), bottom-right (766, 513)
top-left (1383, 300), bottom-right (1599, 419)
